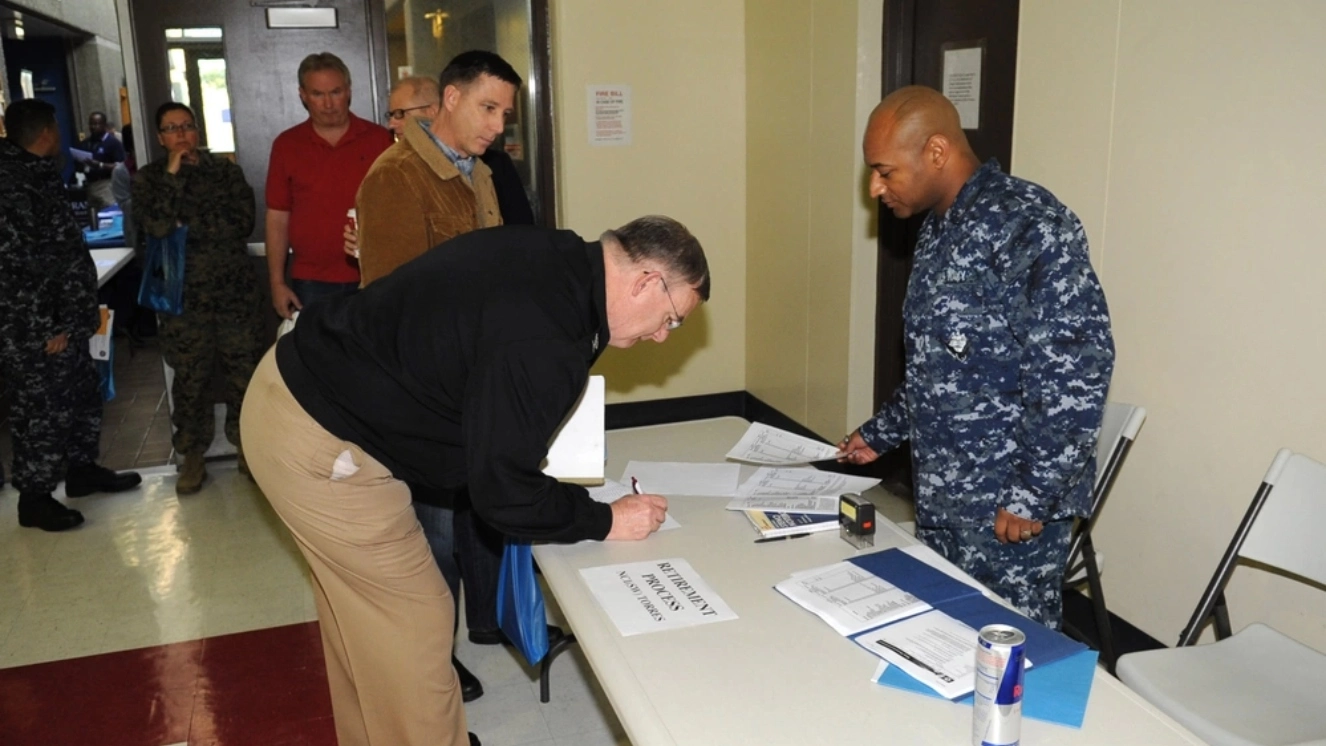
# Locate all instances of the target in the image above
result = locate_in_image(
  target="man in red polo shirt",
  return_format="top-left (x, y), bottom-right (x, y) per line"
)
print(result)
top-left (265, 52), bottom-right (392, 319)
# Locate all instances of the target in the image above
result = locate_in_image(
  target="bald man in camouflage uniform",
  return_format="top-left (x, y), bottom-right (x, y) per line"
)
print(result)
top-left (1, 100), bottom-right (141, 532)
top-left (840, 86), bottom-right (1114, 628)
top-left (133, 102), bottom-right (264, 494)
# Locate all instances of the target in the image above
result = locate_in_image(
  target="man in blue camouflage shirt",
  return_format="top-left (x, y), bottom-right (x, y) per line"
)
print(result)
top-left (1, 100), bottom-right (141, 532)
top-left (839, 86), bottom-right (1114, 627)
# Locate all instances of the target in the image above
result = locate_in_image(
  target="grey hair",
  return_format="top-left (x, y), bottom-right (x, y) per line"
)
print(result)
top-left (298, 52), bottom-right (352, 89)
top-left (602, 216), bottom-right (710, 301)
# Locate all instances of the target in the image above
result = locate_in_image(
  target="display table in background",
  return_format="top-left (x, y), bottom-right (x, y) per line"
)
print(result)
top-left (91, 247), bottom-right (134, 289)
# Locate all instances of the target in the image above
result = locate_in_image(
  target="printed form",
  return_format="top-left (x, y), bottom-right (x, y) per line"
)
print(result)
top-left (725, 423), bottom-right (844, 465)
top-left (775, 561), bottom-right (930, 636)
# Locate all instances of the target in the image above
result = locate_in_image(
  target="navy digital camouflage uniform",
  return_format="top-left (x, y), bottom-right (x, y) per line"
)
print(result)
top-left (0, 138), bottom-right (105, 495)
top-left (858, 159), bottom-right (1115, 628)
top-left (132, 152), bottom-right (264, 455)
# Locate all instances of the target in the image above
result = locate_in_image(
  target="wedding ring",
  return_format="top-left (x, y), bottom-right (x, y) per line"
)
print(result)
top-left (1020, 530), bottom-right (1032, 539)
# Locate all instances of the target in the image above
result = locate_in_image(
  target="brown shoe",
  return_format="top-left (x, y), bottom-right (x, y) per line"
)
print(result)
top-left (176, 451), bottom-right (207, 495)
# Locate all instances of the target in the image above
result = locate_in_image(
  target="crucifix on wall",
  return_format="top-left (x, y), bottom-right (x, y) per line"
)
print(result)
top-left (424, 9), bottom-right (448, 44)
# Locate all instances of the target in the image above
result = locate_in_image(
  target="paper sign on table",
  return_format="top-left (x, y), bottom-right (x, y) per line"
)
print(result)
top-left (580, 558), bottom-right (737, 636)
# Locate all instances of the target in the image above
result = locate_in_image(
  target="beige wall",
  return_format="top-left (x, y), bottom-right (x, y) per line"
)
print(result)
top-left (552, 0), bottom-right (748, 403)
top-left (1016, 0), bottom-right (1326, 651)
top-left (745, 0), bottom-right (881, 439)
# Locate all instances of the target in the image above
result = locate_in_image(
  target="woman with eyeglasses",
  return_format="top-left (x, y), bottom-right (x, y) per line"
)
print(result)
top-left (132, 102), bottom-right (265, 494)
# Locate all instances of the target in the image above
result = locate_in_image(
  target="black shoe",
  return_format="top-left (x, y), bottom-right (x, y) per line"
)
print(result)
top-left (18, 494), bottom-right (85, 532)
top-left (468, 624), bottom-right (566, 647)
top-left (65, 463), bottom-right (142, 497)
top-left (454, 655), bottom-right (484, 703)
top-left (468, 734), bottom-right (480, 746)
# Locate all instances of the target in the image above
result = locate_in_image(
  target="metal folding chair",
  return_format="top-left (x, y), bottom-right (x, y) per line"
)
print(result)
top-left (1117, 449), bottom-right (1326, 746)
top-left (1062, 402), bottom-right (1146, 674)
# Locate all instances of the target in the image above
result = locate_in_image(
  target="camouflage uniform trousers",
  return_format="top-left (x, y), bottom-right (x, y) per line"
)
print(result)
top-left (916, 520), bottom-right (1073, 629)
top-left (0, 344), bottom-right (102, 495)
top-left (158, 263), bottom-right (265, 455)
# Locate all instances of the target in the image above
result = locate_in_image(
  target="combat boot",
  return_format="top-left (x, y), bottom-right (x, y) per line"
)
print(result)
top-left (176, 451), bottom-right (207, 495)
top-left (65, 463), bottom-right (142, 497)
top-left (18, 494), bottom-right (85, 532)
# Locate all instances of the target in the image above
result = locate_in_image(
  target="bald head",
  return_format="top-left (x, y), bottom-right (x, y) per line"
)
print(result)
top-left (863, 85), bottom-right (979, 218)
top-left (386, 76), bottom-right (441, 135)
top-left (391, 76), bottom-right (440, 101)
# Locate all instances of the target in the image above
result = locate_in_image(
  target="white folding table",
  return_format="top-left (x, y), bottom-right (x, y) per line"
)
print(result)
top-left (533, 416), bottom-right (1203, 746)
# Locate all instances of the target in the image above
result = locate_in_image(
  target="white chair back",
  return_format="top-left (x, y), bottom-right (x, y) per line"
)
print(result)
top-left (1095, 402), bottom-right (1147, 489)
top-left (1240, 449), bottom-right (1326, 588)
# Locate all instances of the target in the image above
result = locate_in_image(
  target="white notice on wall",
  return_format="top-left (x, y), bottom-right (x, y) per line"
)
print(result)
top-left (580, 558), bottom-right (737, 637)
top-left (942, 47), bottom-right (983, 130)
top-left (588, 84), bottom-right (631, 146)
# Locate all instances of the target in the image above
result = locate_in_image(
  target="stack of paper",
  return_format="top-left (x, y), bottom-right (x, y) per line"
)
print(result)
top-left (726, 467), bottom-right (881, 514)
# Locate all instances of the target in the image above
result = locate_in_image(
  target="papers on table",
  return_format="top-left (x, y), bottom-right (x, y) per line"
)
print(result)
top-left (725, 423), bottom-right (843, 465)
top-left (586, 479), bottom-right (680, 531)
top-left (856, 610), bottom-right (992, 700)
top-left (774, 561), bottom-right (929, 636)
top-left (621, 461), bottom-right (740, 496)
top-left (778, 548), bottom-right (1088, 701)
top-left (580, 558), bottom-right (737, 636)
top-left (736, 467), bottom-right (880, 498)
top-left (728, 495), bottom-right (840, 515)
top-left (542, 376), bottom-right (605, 483)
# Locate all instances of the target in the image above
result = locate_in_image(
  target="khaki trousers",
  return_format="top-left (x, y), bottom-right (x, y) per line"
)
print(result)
top-left (241, 349), bottom-right (466, 746)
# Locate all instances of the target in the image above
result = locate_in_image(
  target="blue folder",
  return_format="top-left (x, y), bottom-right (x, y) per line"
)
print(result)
top-left (847, 549), bottom-right (1096, 728)
top-left (875, 649), bottom-right (1098, 728)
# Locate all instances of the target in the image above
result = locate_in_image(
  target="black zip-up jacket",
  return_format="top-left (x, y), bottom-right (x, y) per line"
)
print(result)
top-left (276, 225), bottom-right (614, 542)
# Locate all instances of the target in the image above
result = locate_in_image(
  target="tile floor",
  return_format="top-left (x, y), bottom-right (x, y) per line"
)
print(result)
top-left (0, 461), bottom-right (630, 746)
top-left (0, 335), bottom-right (629, 746)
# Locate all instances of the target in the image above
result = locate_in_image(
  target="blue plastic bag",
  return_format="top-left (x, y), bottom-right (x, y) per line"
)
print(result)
top-left (497, 540), bottom-right (550, 665)
top-left (138, 224), bottom-right (187, 315)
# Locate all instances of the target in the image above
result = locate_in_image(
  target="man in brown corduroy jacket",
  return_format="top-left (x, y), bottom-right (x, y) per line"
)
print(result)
top-left (354, 51), bottom-right (515, 286)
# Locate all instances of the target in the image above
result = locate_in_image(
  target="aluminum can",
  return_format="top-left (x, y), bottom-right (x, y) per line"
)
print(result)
top-left (972, 624), bottom-right (1025, 746)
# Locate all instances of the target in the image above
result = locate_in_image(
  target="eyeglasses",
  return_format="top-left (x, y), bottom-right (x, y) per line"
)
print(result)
top-left (385, 104), bottom-right (434, 121)
top-left (158, 122), bottom-right (198, 134)
top-left (657, 274), bottom-right (684, 331)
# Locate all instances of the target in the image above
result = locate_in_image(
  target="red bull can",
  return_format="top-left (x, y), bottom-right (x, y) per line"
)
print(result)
top-left (973, 624), bottom-right (1025, 746)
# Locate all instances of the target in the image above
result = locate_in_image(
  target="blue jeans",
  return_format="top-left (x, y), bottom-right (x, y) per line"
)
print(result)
top-left (413, 490), bottom-right (505, 633)
top-left (289, 279), bottom-right (358, 311)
